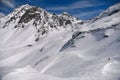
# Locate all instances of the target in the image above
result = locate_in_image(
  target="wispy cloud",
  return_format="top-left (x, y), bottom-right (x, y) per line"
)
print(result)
top-left (74, 9), bottom-right (103, 19)
top-left (47, 1), bottom-right (104, 10)
top-left (0, 0), bottom-right (15, 8)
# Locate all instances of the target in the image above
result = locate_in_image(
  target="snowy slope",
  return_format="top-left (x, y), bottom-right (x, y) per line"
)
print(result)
top-left (81, 3), bottom-right (120, 31)
top-left (0, 3), bottom-right (120, 80)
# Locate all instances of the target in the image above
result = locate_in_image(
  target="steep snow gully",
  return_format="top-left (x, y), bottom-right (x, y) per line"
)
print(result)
top-left (0, 3), bottom-right (120, 80)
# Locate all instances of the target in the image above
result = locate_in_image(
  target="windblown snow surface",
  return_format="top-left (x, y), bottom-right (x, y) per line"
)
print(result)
top-left (0, 3), bottom-right (120, 80)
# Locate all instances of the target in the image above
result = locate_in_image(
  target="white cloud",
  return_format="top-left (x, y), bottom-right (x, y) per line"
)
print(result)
top-left (0, 0), bottom-right (15, 8)
top-left (74, 9), bottom-right (103, 19)
top-left (47, 1), bottom-right (104, 10)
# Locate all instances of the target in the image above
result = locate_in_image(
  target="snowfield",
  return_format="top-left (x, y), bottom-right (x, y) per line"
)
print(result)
top-left (0, 3), bottom-right (120, 80)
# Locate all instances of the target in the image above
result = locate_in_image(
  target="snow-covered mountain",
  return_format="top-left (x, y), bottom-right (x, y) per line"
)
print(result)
top-left (0, 3), bottom-right (120, 80)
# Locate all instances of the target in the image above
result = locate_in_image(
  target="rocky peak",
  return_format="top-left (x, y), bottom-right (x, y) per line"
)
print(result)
top-left (1, 4), bottom-right (79, 29)
top-left (61, 12), bottom-right (72, 18)
top-left (18, 6), bottom-right (46, 23)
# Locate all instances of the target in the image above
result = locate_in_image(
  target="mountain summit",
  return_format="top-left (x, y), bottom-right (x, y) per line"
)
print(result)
top-left (0, 4), bottom-right (78, 29)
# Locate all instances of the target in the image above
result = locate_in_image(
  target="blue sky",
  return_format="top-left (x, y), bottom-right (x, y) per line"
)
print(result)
top-left (0, 0), bottom-right (120, 19)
